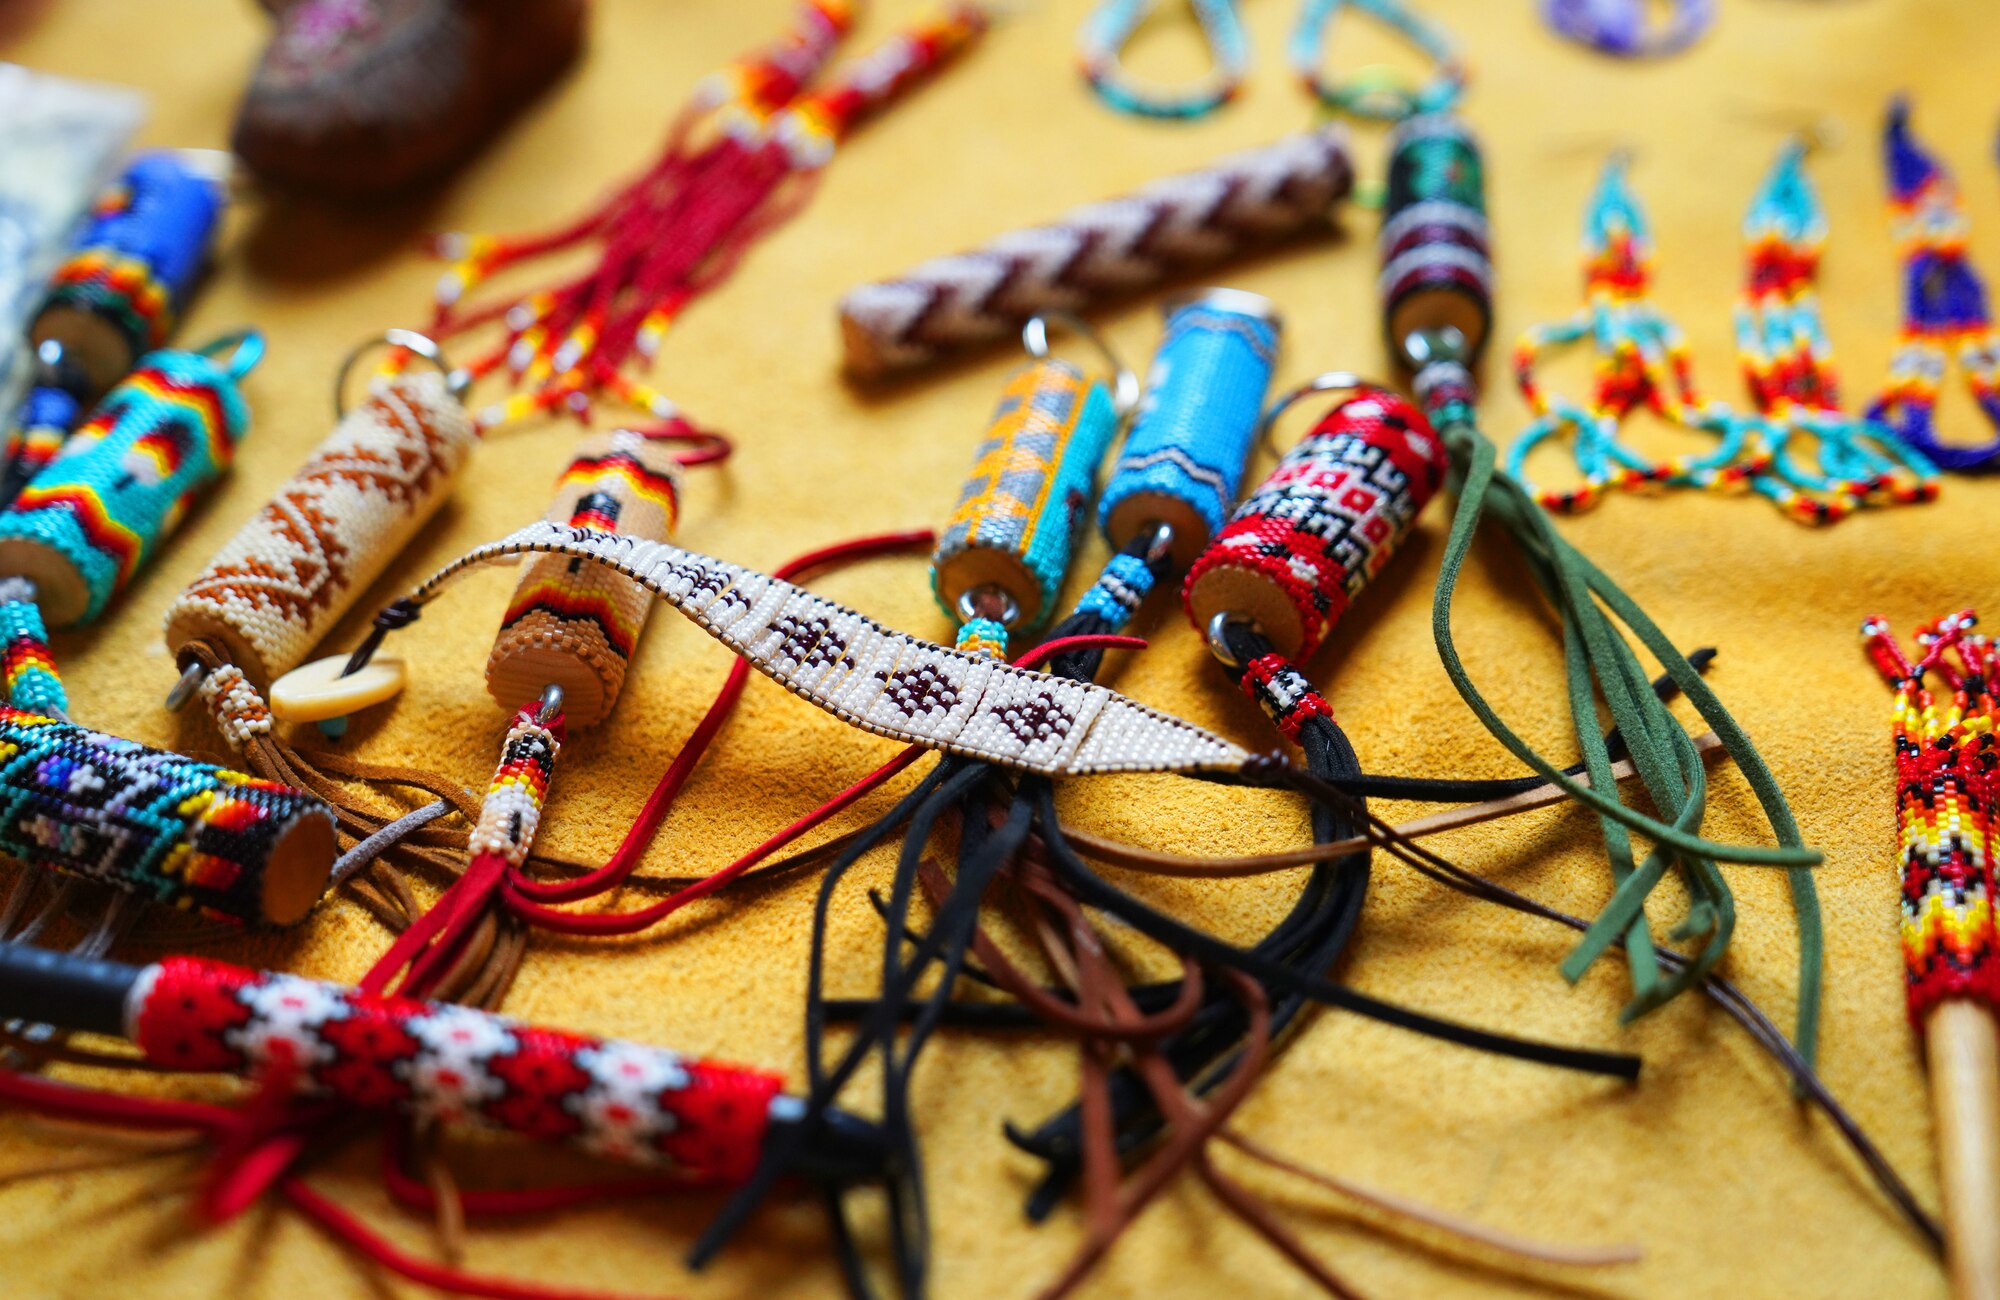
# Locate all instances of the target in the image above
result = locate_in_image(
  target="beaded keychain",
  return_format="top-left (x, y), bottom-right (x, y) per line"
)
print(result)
top-left (1861, 613), bottom-right (2000, 1293)
top-left (1736, 136), bottom-right (1938, 522)
top-left (1074, 0), bottom-right (1464, 123)
top-left (930, 315), bottom-right (1136, 658)
top-left (0, 330), bottom-right (342, 935)
top-left (1869, 100), bottom-right (2000, 473)
top-left (839, 126), bottom-right (1353, 377)
top-left (1541, 0), bottom-right (1714, 59)
top-left (1379, 109), bottom-right (1964, 1251)
top-left (3, 150), bottom-right (228, 502)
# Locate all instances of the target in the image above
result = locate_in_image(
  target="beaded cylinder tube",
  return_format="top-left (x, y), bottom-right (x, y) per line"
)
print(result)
top-left (932, 358), bottom-right (1119, 655)
top-left (0, 336), bottom-right (259, 627)
top-left (0, 705), bottom-right (334, 925)
top-left (127, 954), bottom-right (784, 1180)
top-left (1099, 290), bottom-right (1279, 572)
top-left (1869, 101), bottom-right (2000, 473)
top-left (486, 429), bottom-right (683, 728)
top-left (164, 371), bottom-right (477, 687)
top-left (1184, 386), bottom-right (1446, 662)
top-left (1862, 615), bottom-right (2000, 1020)
top-left (31, 151), bottom-right (224, 393)
top-left (1380, 112), bottom-right (1491, 366)
top-left (0, 577), bottom-right (66, 717)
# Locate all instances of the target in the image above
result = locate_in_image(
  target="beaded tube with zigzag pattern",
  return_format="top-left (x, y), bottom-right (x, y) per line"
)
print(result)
top-left (0, 334), bottom-right (259, 627)
top-left (485, 428), bottom-right (683, 728)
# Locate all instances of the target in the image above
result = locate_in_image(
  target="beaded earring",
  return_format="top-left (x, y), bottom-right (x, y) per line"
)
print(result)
top-left (3, 150), bottom-right (229, 503)
top-left (1861, 613), bottom-right (2000, 1292)
top-left (1736, 136), bottom-right (1938, 522)
top-left (1869, 100), bottom-right (2000, 473)
top-left (1077, 0), bottom-right (1251, 120)
top-left (1286, 0), bottom-right (1466, 121)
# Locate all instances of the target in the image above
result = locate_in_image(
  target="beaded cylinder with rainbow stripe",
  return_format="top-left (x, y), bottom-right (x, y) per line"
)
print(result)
top-left (0, 578), bottom-right (66, 717)
top-left (1099, 290), bottom-right (1279, 568)
top-left (33, 152), bottom-right (224, 389)
top-left (1183, 387), bottom-right (1446, 661)
top-left (164, 371), bottom-right (477, 687)
top-left (0, 336), bottom-right (258, 627)
top-left (1379, 112), bottom-right (1492, 366)
top-left (932, 358), bottom-right (1119, 650)
top-left (0, 705), bottom-right (334, 925)
top-left (486, 428), bottom-right (683, 728)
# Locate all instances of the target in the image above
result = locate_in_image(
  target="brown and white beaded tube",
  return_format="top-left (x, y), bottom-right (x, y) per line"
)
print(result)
top-left (163, 372), bottom-right (477, 686)
top-left (485, 429), bottom-right (683, 728)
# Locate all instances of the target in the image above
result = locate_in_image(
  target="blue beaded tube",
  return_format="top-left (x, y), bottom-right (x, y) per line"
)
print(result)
top-left (1098, 288), bottom-right (1280, 570)
top-left (0, 332), bottom-right (262, 627)
top-left (7, 151), bottom-right (228, 501)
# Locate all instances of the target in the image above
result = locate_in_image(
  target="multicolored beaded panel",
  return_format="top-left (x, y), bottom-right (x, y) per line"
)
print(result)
top-left (0, 577), bottom-right (66, 717)
top-left (1868, 101), bottom-right (2000, 473)
top-left (1863, 614), bottom-right (2000, 1022)
top-left (1736, 140), bottom-right (1936, 523)
top-left (164, 372), bottom-right (477, 686)
top-left (39, 151), bottom-right (222, 364)
top-left (486, 429), bottom-right (683, 729)
top-left (128, 955), bottom-right (786, 1181)
top-left (468, 705), bottom-right (562, 872)
top-left (1100, 292), bottom-right (1278, 567)
top-left (1379, 112), bottom-right (1491, 363)
top-left (0, 340), bottom-right (256, 626)
top-left (1183, 387), bottom-right (1447, 661)
top-left (405, 521), bottom-right (1253, 778)
top-left (932, 358), bottom-right (1119, 646)
top-left (0, 705), bottom-right (332, 925)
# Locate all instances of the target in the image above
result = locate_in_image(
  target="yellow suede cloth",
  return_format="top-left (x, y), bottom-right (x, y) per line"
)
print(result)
top-left (0, 0), bottom-right (1994, 1295)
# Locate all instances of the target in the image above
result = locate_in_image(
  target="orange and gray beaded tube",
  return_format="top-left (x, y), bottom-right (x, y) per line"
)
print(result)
top-left (485, 427), bottom-right (684, 728)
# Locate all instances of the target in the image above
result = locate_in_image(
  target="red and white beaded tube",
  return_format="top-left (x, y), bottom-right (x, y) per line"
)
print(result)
top-left (1183, 385), bottom-right (1446, 662)
top-left (485, 429), bottom-right (683, 728)
top-left (164, 371), bottom-right (477, 687)
top-left (127, 954), bottom-right (784, 1181)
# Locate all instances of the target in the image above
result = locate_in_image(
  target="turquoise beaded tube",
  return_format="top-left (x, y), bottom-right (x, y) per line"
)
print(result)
top-left (1098, 288), bottom-right (1279, 568)
top-left (0, 332), bottom-right (261, 626)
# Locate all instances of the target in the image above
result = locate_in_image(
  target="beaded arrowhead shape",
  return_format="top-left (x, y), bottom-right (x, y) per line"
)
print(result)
top-left (405, 522), bottom-right (1252, 777)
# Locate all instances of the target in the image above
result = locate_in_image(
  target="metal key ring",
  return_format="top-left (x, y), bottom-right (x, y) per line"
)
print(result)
top-left (1258, 371), bottom-right (1368, 456)
top-left (1023, 310), bottom-right (1141, 420)
top-left (333, 328), bottom-right (471, 419)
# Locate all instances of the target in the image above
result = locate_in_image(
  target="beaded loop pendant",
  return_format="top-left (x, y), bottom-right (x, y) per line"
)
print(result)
top-left (1077, 0), bottom-right (1251, 120)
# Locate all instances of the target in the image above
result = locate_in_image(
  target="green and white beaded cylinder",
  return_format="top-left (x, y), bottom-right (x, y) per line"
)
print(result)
top-left (1379, 112), bottom-right (1492, 367)
top-left (0, 332), bottom-right (260, 627)
top-left (931, 357), bottom-right (1119, 651)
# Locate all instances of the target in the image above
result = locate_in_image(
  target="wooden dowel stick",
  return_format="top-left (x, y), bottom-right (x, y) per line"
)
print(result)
top-left (1927, 999), bottom-right (2000, 1300)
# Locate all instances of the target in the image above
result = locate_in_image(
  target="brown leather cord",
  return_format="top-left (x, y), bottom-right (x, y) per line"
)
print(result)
top-left (0, 1024), bottom-right (170, 1073)
top-left (416, 1125), bottom-right (469, 1266)
top-left (0, 1138), bottom-right (203, 1191)
top-left (1068, 733), bottom-right (1724, 878)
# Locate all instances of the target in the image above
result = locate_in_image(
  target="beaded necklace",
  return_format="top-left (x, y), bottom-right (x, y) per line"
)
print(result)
top-left (1869, 100), bottom-right (2000, 472)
